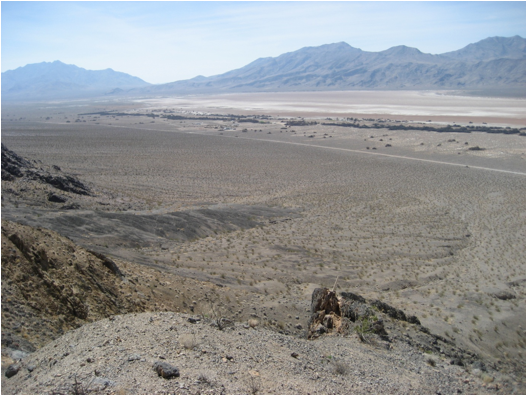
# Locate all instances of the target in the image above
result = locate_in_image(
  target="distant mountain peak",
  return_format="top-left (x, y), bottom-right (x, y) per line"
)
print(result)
top-left (2, 61), bottom-right (150, 101)
top-left (382, 45), bottom-right (423, 55)
top-left (299, 41), bottom-right (361, 53)
top-left (320, 41), bottom-right (353, 49)
top-left (441, 35), bottom-right (526, 61)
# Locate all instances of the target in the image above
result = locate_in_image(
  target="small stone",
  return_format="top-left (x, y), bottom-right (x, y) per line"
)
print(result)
top-left (93, 377), bottom-right (116, 388)
top-left (5, 364), bottom-right (20, 378)
top-left (153, 361), bottom-right (180, 379)
top-left (48, 193), bottom-right (67, 203)
top-left (86, 357), bottom-right (94, 363)
top-left (472, 361), bottom-right (486, 372)
top-left (291, 352), bottom-right (299, 358)
top-left (128, 354), bottom-right (141, 361)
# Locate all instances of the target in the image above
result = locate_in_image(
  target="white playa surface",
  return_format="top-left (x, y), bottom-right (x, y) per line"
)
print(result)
top-left (134, 90), bottom-right (526, 126)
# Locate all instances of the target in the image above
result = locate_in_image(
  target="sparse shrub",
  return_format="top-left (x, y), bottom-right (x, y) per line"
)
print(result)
top-left (354, 314), bottom-right (380, 343)
top-left (333, 360), bottom-right (348, 375)
top-left (426, 357), bottom-right (436, 367)
top-left (246, 375), bottom-right (262, 395)
top-left (481, 374), bottom-right (494, 383)
top-left (197, 372), bottom-right (213, 385)
top-left (55, 374), bottom-right (96, 395)
top-left (180, 333), bottom-right (198, 350)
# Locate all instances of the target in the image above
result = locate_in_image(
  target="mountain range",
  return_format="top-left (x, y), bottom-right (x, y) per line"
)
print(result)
top-left (1, 60), bottom-right (150, 101)
top-left (138, 36), bottom-right (525, 95)
top-left (2, 36), bottom-right (525, 101)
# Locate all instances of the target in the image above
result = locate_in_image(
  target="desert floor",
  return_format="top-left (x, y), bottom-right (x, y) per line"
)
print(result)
top-left (1, 91), bottom-right (525, 383)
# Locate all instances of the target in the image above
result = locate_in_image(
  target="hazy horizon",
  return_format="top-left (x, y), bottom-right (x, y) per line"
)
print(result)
top-left (2, 1), bottom-right (526, 84)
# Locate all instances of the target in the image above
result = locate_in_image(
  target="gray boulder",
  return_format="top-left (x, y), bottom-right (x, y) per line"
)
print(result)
top-left (153, 361), bottom-right (180, 379)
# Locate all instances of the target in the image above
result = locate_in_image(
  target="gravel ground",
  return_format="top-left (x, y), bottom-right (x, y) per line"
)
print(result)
top-left (2, 312), bottom-right (514, 395)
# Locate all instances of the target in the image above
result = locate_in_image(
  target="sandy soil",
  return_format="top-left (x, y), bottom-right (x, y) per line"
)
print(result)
top-left (1, 92), bottom-right (526, 390)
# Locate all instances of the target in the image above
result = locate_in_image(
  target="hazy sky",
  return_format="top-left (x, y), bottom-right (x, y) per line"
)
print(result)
top-left (2, 1), bottom-right (525, 84)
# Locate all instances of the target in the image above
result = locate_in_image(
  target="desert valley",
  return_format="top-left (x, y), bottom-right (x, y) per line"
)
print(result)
top-left (1, 34), bottom-right (526, 395)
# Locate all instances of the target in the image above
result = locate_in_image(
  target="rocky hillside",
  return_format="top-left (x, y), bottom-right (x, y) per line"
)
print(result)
top-left (2, 143), bottom-right (92, 196)
top-left (133, 36), bottom-right (525, 95)
top-left (1, 218), bottom-right (264, 353)
top-left (1, 143), bottom-right (145, 211)
top-left (1, 219), bottom-right (144, 353)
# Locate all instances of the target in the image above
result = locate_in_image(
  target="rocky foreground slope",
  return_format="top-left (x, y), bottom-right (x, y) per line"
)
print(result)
top-left (2, 219), bottom-right (521, 394)
top-left (2, 309), bottom-right (515, 394)
top-left (1, 222), bottom-right (522, 395)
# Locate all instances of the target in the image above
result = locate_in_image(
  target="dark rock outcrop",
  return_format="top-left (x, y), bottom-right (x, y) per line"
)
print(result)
top-left (37, 173), bottom-right (92, 196)
top-left (87, 250), bottom-right (124, 279)
top-left (48, 193), bottom-right (67, 203)
top-left (307, 288), bottom-right (478, 367)
top-left (308, 288), bottom-right (383, 339)
top-left (1, 143), bottom-right (33, 181)
top-left (1, 143), bottom-right (92, 196)
top-left (365, 299), bottom-right (421, 325)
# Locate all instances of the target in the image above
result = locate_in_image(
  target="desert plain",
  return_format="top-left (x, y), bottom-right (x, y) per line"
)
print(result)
top-left (1, 90), bottom-right (526, 393)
